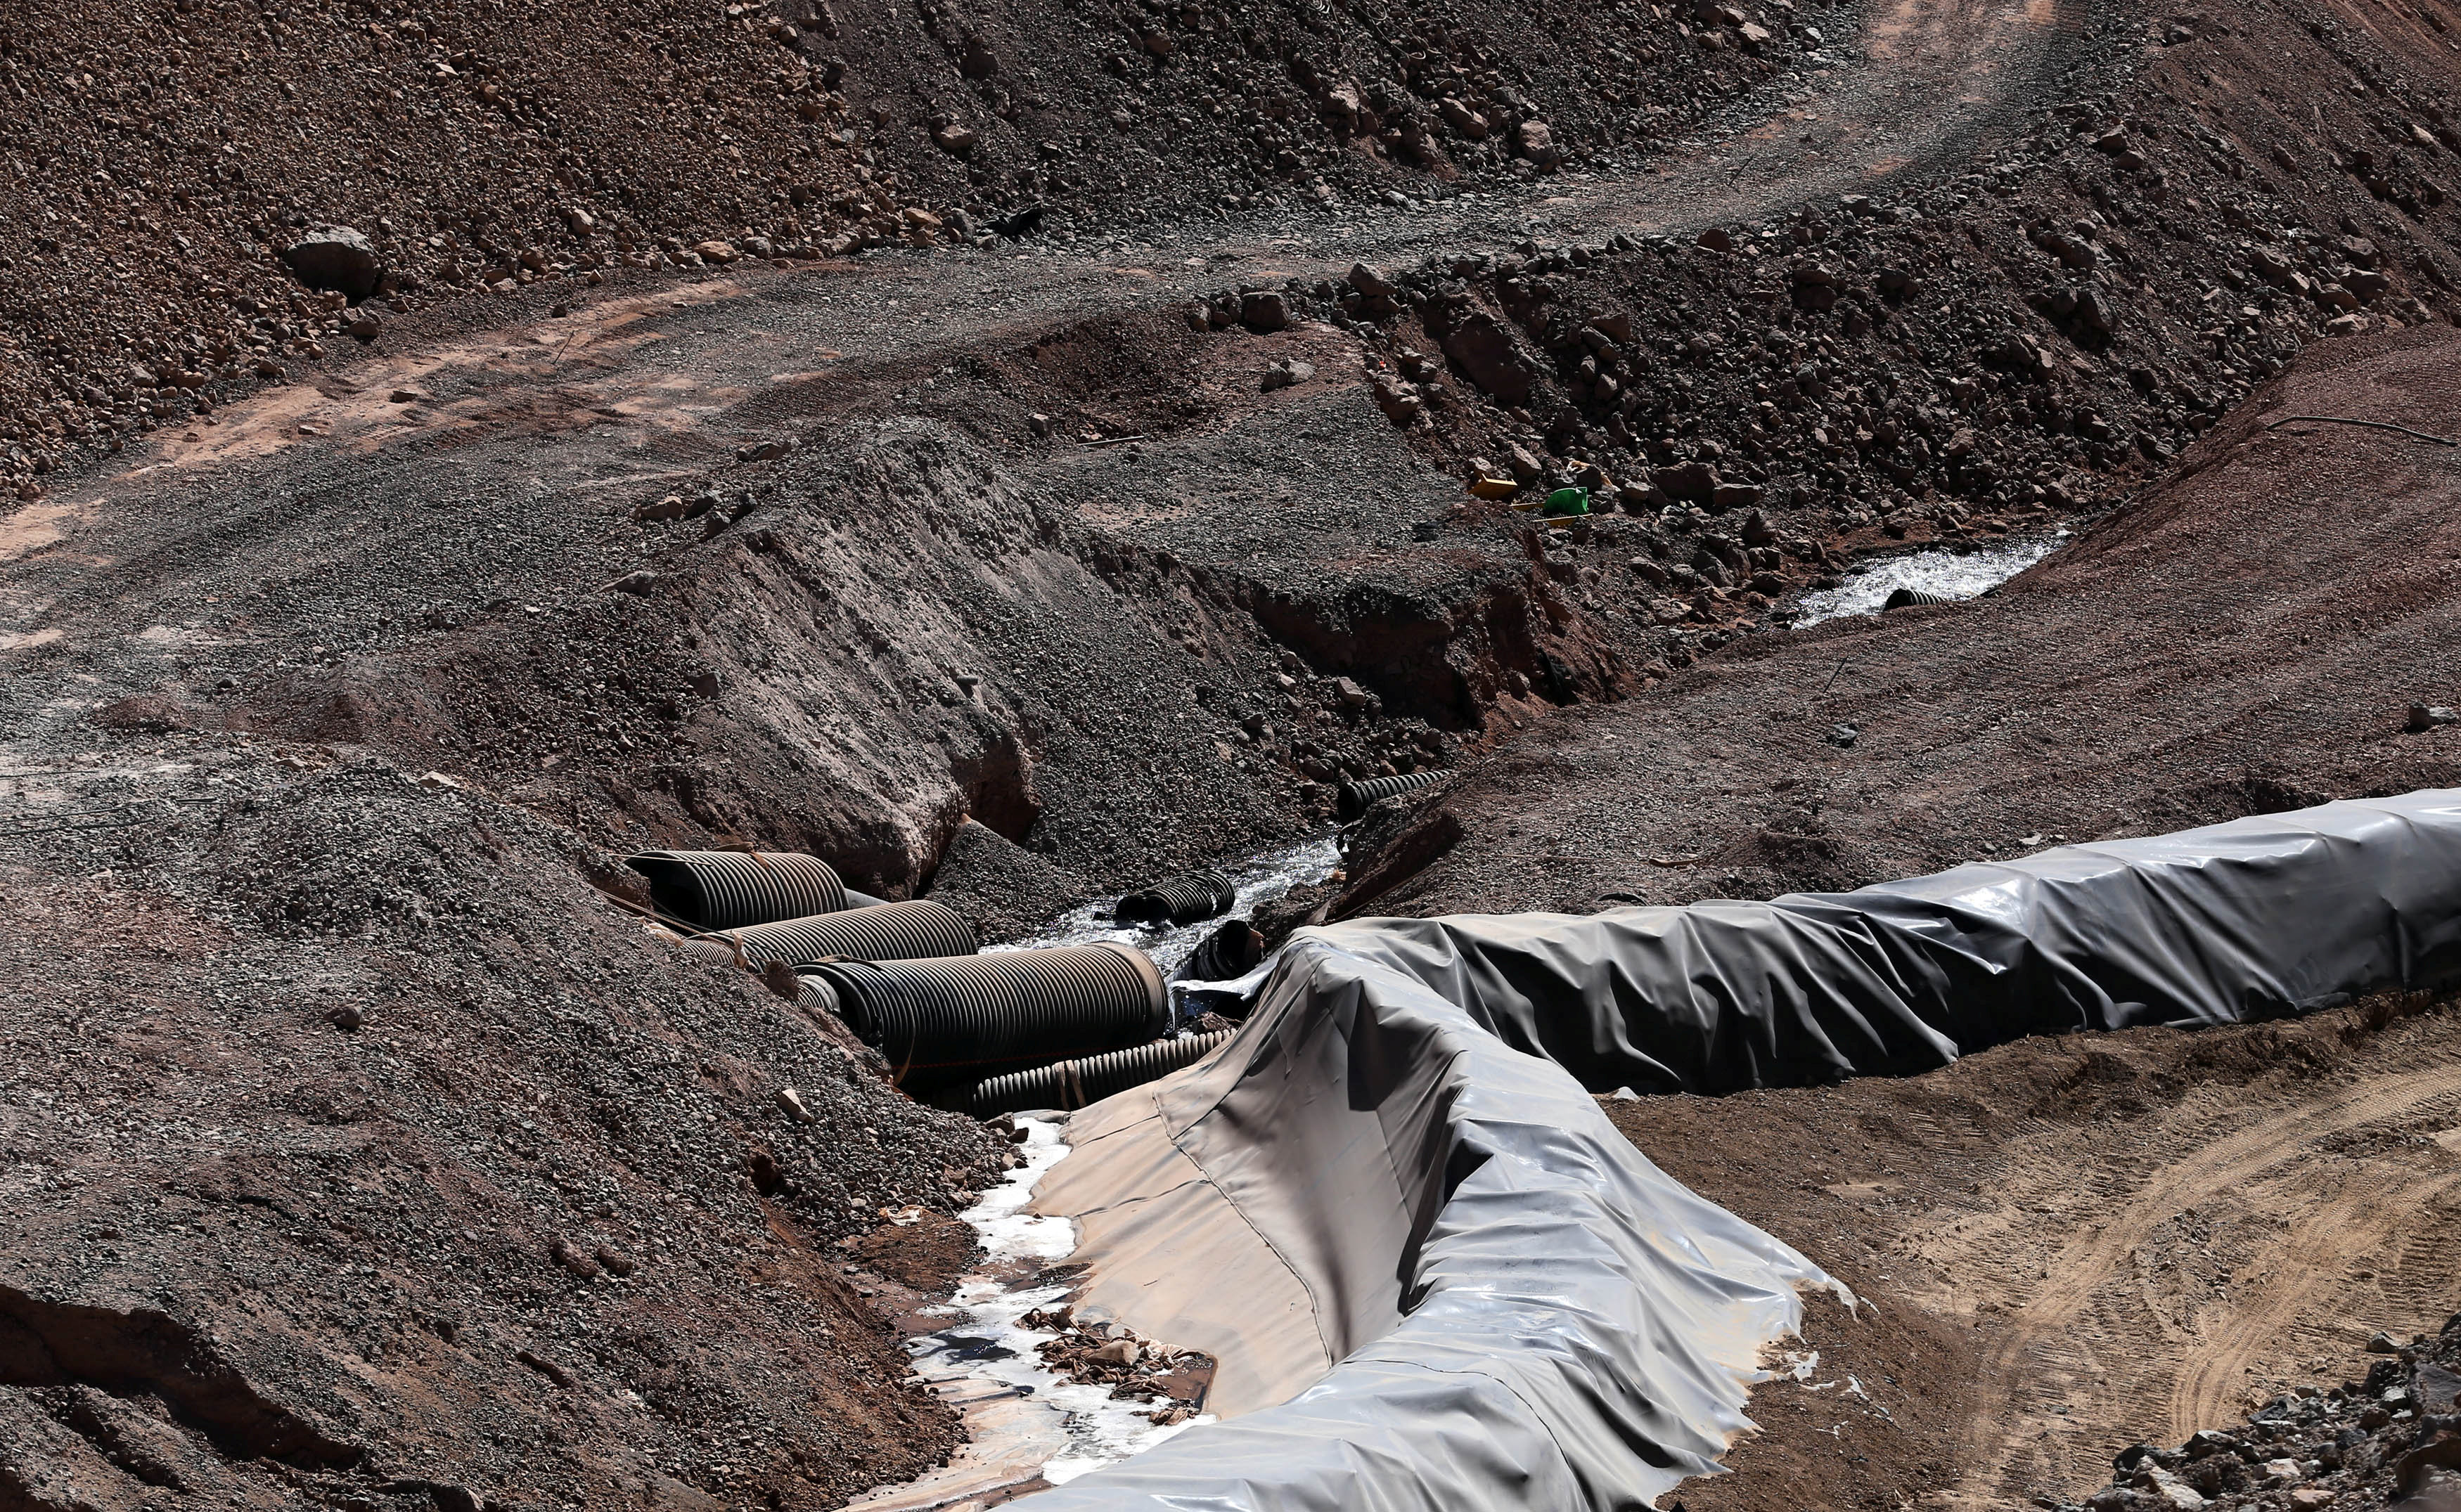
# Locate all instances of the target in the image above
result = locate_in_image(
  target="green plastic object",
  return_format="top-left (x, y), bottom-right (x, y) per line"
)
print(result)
top-left (1543, 486), bottom-right (1590, 517)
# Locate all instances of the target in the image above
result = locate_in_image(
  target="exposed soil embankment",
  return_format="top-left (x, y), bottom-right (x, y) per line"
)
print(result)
top-left (0, 758), bottom-right (1011, 1511)
top-left (1335, 325), bottom-right (2461, 919)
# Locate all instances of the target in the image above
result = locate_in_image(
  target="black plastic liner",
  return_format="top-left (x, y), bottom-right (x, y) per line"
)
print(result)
top-left (624, 849), bottom-right (847, 929)
top-left (1028, 791), bottom-right (2461, 1511)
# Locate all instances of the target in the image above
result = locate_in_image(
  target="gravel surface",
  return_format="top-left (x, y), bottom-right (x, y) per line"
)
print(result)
top-left (10, 0), bottom-right (2461, 1502)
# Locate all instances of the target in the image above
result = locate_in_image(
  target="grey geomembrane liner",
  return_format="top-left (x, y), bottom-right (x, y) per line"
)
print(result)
top-left (1028, 791), bottom-right (2461, 1510)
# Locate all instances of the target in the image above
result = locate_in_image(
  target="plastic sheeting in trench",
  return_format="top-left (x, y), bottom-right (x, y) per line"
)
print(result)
top-left (1023, 791), bottom-right (2461, 1510)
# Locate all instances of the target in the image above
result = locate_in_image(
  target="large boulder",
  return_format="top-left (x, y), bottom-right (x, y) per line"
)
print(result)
top-left (1439, 311), bottom-right (1535, 406)
top-left (280, 225), bottom-right (382, 299)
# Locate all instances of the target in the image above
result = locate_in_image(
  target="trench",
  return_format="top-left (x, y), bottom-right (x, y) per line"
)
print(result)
top-left (842, 1119), bottom-right (1208, 1511)
top-left (839, 837), bottom-right (1342, 1507)
top-left (991, 835), bottom-right (1341, 978)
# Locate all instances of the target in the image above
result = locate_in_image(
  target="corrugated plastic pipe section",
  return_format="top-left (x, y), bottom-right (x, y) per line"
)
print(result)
top-left (1114, 869), bottom-right (1238, 926)
top-left (1336, 770), bottom-right (1440, 822)
top-left (624, 849), bottom-right (849, 929)
top-left (968, 1029), bottom-right (1233, 1115)
top-left (798, 941), bottom-right (1167, 1092)
top-left (701, 900), bottom-right (978, 968)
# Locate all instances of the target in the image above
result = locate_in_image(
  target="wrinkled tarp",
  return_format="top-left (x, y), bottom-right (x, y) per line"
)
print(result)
top-left (1029, 792), bottom-right (2461, 1510)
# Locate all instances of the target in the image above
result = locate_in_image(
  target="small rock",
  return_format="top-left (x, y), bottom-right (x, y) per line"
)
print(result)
top-left (1239, 290), bottom-right (1290, 332)
top-left (1332, 677), bottom-right (1372, 709)
top-left (776, 1087), bottom-right (818, 1124)
top-left (693, 240), bottom-right (741, 264)
top-left (1091, 1339), bottom-right (1141, 1366)
top-left (1515, 119), bottom-right (1556, 162)
top-left (2407, 704), bottom-right (2457, 733)
top-left (1827, 723), bottom-right (1858, 749)
top-left (606, 571), bottom-right (662, 595)
top-left (2138, 1467), bottom-right (2206, 1511)
top-left (327, 1004), bottom-right (364, 1032)
top-left (2286, 1490), bottom-right (2334, 1511)
top-left (2367, 1329), bottom-right (2403, 1351)
top-left (389, 389), bottom-right (420, 403)
top-left (281, 225), bottom-right (382, 298)
top-left (1261, 358), bottom-right (1315, 391)
top-left (932, 123), bottom-right (979, 156)
top-left (1347, 261), bottom-right (1393, 298)
top-left (1697, 227), bottom-right (1734, 252)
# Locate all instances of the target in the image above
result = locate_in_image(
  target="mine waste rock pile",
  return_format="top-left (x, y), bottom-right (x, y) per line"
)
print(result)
top-left (624, 847), bottom-right (1242, 1116)
top-left (2071, 1317), bottom-right (2461, 1512)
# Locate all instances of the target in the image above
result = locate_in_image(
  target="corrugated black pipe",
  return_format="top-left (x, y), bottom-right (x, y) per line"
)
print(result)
top-left (797, 942), bottom-right (1168, 1092)
top-left (698, 900), bottom-right (979, 969)
top-left (968, 1030), bottom-right (1235, 1116)
top-left (1114, 869), bottom-right (1238, 926)
top-left (1882, 587), bottom-right (1960, 611)
top-left (1172, 917), bottom-right (1263, 983)
top-left (1337, 770), bottom-right (1440, 823)
top-left (625, 850), bottom-right (848, 929)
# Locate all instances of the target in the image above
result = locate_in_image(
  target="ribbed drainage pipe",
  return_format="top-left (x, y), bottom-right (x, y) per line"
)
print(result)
top-left (968, 1030), bottom-right (1234, 1116)
top-left (1114, 869), bottom-right (1238, 926)
top-left (1337, 769), bottom-right (1441, 823)
top-left (1882, 587), bottom-right (1960, 611)
top-left (625, 849), bottom-right (849, 929)
top-left (797, 942), bottom-right (1168, 1092)
top-left (696, 900), bottom-right (979, 969)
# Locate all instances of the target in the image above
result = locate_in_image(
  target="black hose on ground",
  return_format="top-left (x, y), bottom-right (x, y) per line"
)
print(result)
top-left (797, 941), bottom-right (1168, 1092)
top-left (1336, 770), bottom-right (1440, 823)
top-left (624, 849), bottom-right (849, 929)
top-left (968, 1030), bottom-right (1234, 1116)
top-left (1882, 587), bottom-right (1959, 611)
top-left (1114, 869), bottom-right (1238, 926)
top-left (698, 900), bottom-right (979, 969)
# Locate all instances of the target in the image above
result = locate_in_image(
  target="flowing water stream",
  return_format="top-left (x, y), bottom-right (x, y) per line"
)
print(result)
top-left (1793, 533), bottom-right (2064, 625)
top-left (990, 834), bottom-right (1342, 978)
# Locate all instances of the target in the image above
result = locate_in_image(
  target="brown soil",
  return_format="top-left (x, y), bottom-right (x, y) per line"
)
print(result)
top-left (13, 0), bottom-right (2461, 1498)
top-left (847, 1209), bottom-right (982, 1295)
top-left (1626, 993), bottom-right (2461, 1511)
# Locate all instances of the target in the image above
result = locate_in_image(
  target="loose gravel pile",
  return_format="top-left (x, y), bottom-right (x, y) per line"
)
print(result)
top-left (2075, 1322), bottom-right (2461, 1512)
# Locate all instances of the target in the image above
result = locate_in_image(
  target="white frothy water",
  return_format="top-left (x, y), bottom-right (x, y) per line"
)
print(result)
top-left (904, 1118), bottom-right (1210, 1486)
top-left (992, 834), bottom-right (1342, 977)
top-left (1793, 534), bottom-right (2064, 626)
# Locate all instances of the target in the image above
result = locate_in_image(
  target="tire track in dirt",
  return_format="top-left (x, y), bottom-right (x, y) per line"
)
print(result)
top-left (1948, 1054), bottom-right (2461, 1506)
top-left (2161, 1167), bottom-right (2461, 1437)
top-left (1621, 1004), bottom-right (2461, 1512)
